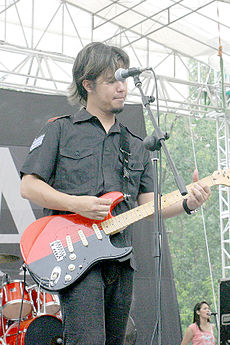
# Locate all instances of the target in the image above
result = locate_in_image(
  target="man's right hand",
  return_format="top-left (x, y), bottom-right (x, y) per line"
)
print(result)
top-left (69, 195), bottom-right (113, 220)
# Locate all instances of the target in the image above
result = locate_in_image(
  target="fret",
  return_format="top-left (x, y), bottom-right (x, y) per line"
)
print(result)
top-left (138, 205), bottom-right (149, 217)
top-left (101, 220), bottom-right (111, 235)
top-left (137, 205), bottom-right (144, 217)
top-left (129, 210), bottom-right (138, 222)
top-left (114, 215), bottom-right (127, 228)
top-left (200, 176), bottom-right (212, 186)
top-left (121, 212), bottom-right (132, 226)
top-left (128, 210), bottom-right (138, 222)
top-left (134, 208), bottom-right (145, 220)
top-left (161, 196), bottom-right (170, 209)
top-left (144, 202), bottom-right (154, 215)
top-left (109, 217), bottom-right (120, 230)
top-left (205, 175), bottom-right (221, 187)
top-left (107, 218), bottom-right (118, 231)
top-left (163, 191), bottom-right (181, 204)
top-left (118, 213), bottom-right (129, 226)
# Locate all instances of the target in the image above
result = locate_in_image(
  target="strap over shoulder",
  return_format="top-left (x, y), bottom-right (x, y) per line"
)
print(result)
top-left (47, 114), bottom-right (71, 122)
top-left (120, 124), bottom-right (132, 203)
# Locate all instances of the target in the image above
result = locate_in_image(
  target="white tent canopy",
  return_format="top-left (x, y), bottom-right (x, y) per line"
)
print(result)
top-left (1, 0), bottom-right (230, 103)
top-left (69, 0), bottom-right (230, 67)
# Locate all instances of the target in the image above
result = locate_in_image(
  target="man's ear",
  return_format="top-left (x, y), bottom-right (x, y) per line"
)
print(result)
top-left (82, 80), bottom-right (93, 93)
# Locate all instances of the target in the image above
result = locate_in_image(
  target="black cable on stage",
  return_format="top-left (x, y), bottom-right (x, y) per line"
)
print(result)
top-left (16, 265), bottom-right (27, 345)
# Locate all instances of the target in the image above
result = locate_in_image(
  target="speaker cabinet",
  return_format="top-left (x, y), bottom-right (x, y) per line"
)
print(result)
top-left (219, 278), bottom-right (230, 344)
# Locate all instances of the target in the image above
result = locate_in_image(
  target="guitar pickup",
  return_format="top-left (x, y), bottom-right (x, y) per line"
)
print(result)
top-left (66, 235), bottom-right (74, 253)
top-left (78, 230), bottom-right (88, 246)
top-left (92, 224), bottom-right (103, 240)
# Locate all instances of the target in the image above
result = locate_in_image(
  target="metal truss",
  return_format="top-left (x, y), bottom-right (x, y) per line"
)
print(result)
top-left (216, 114), bottom-right (230, 278)
top-left (128, 67), bottom-right (230, 120)
top-left (0, 0), bottom-right (228, 116)
top-left (1, 0), bottom-right (230, 275)
top-left (0, 42), bottom-right (228, 120)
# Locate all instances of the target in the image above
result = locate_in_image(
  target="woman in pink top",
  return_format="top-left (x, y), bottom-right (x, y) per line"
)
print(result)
top-left (181, 301), bottom-right (216, 345)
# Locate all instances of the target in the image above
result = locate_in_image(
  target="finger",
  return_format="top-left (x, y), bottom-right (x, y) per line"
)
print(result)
top-left (193, 183), bottom-right (210, 200)
top-left (95, 199), bottom-right (112, 212)
top-left (191, 187), bottom-right (206, 203)
top-left (203, 185), bottom-right (211, 197)
top-left (187, 193), bottom-right (204, 210)
top-left (193, 169), bottom-right (199, 182)
top-left (190, 192), bottom-right (203, 205)
top-left (190, 187), bottom-right (210, 209)
top-left (197, 185), bottom-right (211, 200)
top-left (98, 198), bottom-right (113, 205)
top-left (94, 209), bottom-right (111, 220)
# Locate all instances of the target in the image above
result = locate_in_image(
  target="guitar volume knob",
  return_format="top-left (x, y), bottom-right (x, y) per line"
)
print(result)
top-left (69, 253), bottom-right (77, 260)
top-left (68, 264), bottom-right (75, 271)
top-left (65, 274), bottom-right (72, 282)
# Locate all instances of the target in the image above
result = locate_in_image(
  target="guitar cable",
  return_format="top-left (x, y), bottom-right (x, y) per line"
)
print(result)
top-left (15, 264), bottom-right (27, 345)
top-left (28, 268), bottom-right (51, 289)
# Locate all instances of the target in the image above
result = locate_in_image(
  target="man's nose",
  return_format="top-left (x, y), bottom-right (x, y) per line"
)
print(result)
top-left (116, 80), bottom-right (126, 90)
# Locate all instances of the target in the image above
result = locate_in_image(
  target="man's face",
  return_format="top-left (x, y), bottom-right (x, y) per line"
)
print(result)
top-left (87, 71), bottom-right (128, 115)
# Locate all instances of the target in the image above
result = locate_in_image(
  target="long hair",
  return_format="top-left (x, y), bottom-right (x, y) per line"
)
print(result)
top-left (67, 42), bottom-right (130, 106)
top-left (193, 301), bottom-right (211, 331)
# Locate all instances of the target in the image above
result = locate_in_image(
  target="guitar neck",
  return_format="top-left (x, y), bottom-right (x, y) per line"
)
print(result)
top-left (101, 175), bottom-right (215, 236)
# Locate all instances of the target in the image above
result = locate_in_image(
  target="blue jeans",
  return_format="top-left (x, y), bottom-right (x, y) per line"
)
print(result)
top-left (58, 260), bottom-right (134, 345)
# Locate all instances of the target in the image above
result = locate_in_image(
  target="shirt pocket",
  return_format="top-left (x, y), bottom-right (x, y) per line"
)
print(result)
top-left (56, 147), bottom-right (97, 193)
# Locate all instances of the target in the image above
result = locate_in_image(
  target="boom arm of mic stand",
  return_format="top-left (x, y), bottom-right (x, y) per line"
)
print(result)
top-left (133, 74), bottom-right (188, 197)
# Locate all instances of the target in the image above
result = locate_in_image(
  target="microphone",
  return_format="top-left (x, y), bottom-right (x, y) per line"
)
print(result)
top-left (143, 134), bottom-right (161, 152)
top-left (143, 131), bottom-right (169, 151)
top-left (208, 312), bottom-right (218, 316)
top-left (115, 67), bottom-right (151, 81)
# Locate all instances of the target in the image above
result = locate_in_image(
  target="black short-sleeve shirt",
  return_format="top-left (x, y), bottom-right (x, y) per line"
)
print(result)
top-left (21, 108), bottom-right (154, 251)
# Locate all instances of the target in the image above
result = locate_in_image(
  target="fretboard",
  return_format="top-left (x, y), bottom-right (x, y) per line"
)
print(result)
top-left (101, 175), bottom-right (215, 236)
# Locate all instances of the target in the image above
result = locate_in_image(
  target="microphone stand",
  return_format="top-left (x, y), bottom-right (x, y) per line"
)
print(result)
top-left (132, 71), bottom-right (188, 345)
top-left (211, 313), bottom-right (219, 338)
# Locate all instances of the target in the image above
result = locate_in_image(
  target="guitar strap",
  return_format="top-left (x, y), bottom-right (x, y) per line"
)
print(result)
top-left (119, 124), bottom-right (131, 206)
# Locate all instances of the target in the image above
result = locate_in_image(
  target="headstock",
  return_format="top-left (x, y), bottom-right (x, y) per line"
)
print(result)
top-left (211, 169), bottom-right (230, 187)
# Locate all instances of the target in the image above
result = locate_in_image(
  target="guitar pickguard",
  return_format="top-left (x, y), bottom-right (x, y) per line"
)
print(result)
top-left (26, 228), bottom-right (132, 292)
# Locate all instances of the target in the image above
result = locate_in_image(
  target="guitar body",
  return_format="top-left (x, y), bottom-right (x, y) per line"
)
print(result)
top-left (20, 192), bottom-right (132, 292)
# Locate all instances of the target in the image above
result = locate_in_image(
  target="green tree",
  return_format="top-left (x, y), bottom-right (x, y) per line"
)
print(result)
top-left (144, 111), bottom-right (221, 335)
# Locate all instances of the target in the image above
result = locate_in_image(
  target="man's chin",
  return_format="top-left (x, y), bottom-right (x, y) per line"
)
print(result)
top-left (112, 107), bottom-right (124, 114)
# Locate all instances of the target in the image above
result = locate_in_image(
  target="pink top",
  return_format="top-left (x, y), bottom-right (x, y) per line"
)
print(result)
top-left (189, 323), bottom-right (215, 345)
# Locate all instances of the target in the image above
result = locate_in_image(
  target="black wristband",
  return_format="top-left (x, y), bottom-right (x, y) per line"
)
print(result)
top-left (182, 198), bottom-right (198, 215)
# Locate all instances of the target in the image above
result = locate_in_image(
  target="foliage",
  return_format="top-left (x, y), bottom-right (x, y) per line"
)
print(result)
top-left (144, 111), bottom-right (222, 335)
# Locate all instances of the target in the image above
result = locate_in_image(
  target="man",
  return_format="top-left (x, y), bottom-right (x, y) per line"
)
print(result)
top-left (20, 42), bottom-right (210, 345)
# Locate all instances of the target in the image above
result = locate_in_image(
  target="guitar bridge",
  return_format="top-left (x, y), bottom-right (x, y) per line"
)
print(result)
top-left (50, 240), bottom-right (66, 262)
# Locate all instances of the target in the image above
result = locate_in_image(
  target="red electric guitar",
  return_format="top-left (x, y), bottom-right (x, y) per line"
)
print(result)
top-left (20, 169), bottom-right (230, 292)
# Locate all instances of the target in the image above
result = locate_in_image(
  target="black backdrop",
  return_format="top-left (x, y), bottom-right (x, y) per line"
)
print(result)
top-left (0, 88), bottom-right (182, 344)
